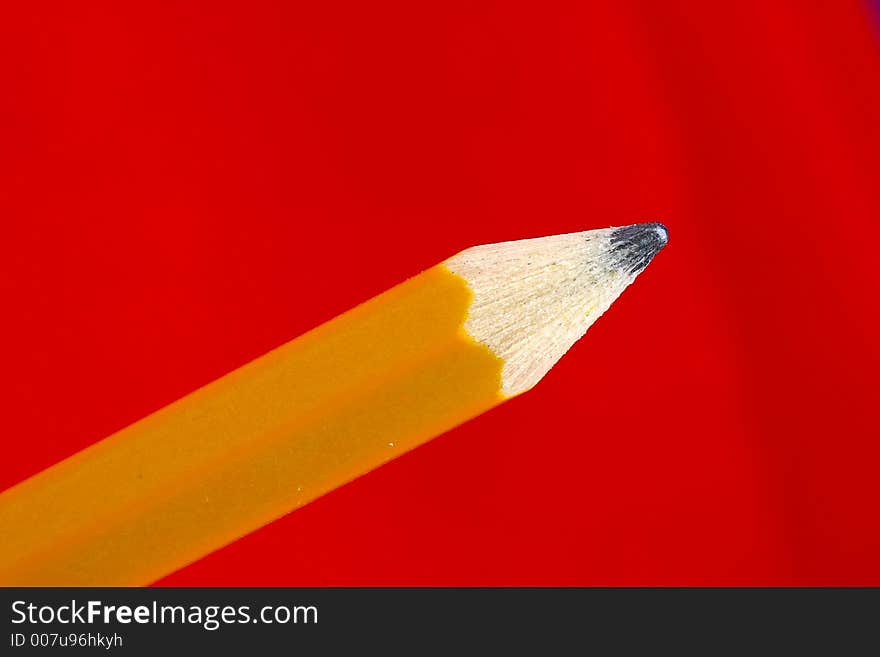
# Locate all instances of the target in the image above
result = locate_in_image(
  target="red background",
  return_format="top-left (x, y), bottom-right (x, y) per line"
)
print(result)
top-left (2, 2), bottom-right (879, 585)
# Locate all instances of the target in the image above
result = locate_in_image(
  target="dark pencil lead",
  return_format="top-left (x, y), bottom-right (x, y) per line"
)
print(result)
top-left (608, 222), bottom-right (669, 274)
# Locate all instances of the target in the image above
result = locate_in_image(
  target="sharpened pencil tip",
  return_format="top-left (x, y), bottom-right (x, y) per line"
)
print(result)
top-left (609, 222), bottom-right (669, 274)
top-left (653, 222), bottom-right (669, 245)
top-left (446, 223), bottom-right (669, 394)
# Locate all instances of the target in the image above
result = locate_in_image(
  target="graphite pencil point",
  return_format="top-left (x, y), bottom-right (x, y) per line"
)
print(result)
top-left (608, 222), bottom-right (669, 275)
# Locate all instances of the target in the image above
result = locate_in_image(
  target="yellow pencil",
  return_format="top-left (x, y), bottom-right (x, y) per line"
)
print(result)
top-left (0, 223), bottom-right (667, 586)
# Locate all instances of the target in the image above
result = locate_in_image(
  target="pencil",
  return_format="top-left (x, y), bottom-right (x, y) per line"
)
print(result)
top-left (0, 222), bottom-right (668, 586)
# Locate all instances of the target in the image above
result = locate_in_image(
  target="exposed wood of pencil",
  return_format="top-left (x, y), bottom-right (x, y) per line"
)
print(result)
top-left (0, 223), bottom-right (667, 586)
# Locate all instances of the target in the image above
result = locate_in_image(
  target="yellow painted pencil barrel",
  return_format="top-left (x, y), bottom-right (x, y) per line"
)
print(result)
top-left (0, 223), bottom-right (667, 585)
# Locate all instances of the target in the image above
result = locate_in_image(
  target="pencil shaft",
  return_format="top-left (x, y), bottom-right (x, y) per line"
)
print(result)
top-left (0, 266), bottom-right (503, 585)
